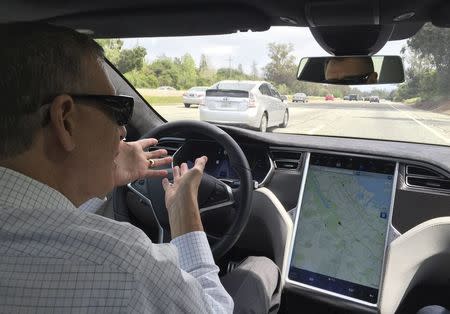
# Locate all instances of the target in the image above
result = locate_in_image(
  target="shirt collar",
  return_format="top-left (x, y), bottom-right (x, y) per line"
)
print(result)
top-left (0, 166), bottom-right (76, 211)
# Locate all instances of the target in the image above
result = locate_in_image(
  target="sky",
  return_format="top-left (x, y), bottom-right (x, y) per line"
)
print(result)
top-left (122, 26), bottom-right (407, 91)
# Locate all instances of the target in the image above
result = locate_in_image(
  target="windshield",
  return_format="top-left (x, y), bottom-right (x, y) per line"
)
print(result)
top-left (211, 82), bottom-right (257, 91)
top-left (97, 24), bottom-right (450, 146)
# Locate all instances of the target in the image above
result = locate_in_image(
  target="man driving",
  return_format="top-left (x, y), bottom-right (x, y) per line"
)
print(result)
top-left (0, 23), bottom-right (280, 313)
top-left (324, 56), bottom-right (378, 84)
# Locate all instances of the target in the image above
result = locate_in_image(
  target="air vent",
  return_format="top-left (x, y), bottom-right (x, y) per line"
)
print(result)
top-left (270, 149), bottom-right (302, 170)
top-left (405, 164), bottom-right (450, 193)
top-left (406, 165), bottom-right (442, 178)
top-left (148, 138), bottom-right (184, 156)
top-left (407, 177), bottom-right (450, 191)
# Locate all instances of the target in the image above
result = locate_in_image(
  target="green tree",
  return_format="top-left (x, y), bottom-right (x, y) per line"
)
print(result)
top-left (124, 67), bottom-right (158, 88)
top-left (117, 46), bottom-right (147, 74)
top-left (215, 68), bottom-right (251, 81)
top-left (149, 56), bottom-right (180, 87)
top-left (251, 61), bottom-right (259, 80)
top-left (237, 64), bottom-right (244, 74)
top-left (197, 54), bottom-right (216, 86)
top-left (177, 54), bottom-right (197, 89)
top-left (407, 23), bottom-right (450, 95)
top-left (263, 43), bottom-right (298, 92)
top-left (199, 54), bottom-right (209, 72)
top-left (95, 39), bottom-right (123, 65)
top-left (392, 23), bottom-right (450, 102)
top-left (276, 84), bottom-right (290, 95)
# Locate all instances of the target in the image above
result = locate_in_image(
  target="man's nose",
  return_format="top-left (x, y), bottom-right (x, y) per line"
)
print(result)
top-left (119, 125), bottom-right (127, 141)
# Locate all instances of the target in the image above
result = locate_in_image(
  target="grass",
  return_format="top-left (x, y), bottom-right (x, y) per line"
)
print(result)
top-left (143, 96), bottom-right (182, 105)
top-left (403, 97), bottom-right (421, 105)
top-left (308, 96), bottom-right (325, 101)
top-left (137, 88), bottom-right (185, 97)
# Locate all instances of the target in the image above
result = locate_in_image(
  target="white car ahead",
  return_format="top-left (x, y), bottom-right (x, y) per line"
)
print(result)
top-left (199, 80), bottom-right (289, 132)
top-left (292, 92), bottom-right (308, 103)
top-left (182, 86), bottom-right (208, 108)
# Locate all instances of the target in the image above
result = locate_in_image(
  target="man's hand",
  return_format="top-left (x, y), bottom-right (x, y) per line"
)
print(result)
top-left (162, 156), bottom-right (208, 238)
top-left (114, 138), bottom-right (172, 187)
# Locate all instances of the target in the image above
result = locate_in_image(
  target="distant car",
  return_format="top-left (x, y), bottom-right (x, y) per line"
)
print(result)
top-left (292, 93), bottom-right (308, 103)
top-left (369, 95), bottom-right (380, 103)
top-left (182, 86), bottom-right (208, 108)
top-left (325, 94), bottom-right (335, 101)
top-left (349, 94), bottom-right (358, 101)
top-left (157, 86), bottom-right (176, 91)
top-left (200, 80), bottom-right (289, 132)
top-left (363, 96), bottom-right (371, 101)
top-left (343, 95), bottom-right (350, 101)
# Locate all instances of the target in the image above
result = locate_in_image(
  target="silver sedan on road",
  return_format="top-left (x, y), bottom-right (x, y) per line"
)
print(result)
top-left (182, 86), bottom-right (208, 108)
top-left (292, 92), bottom-right (308, 103)
top-left (199, 80), bottom-right (289, 132)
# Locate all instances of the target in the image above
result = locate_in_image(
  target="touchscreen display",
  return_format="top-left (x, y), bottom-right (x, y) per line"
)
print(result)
top-left (289, 154), bottom-right (395, 304)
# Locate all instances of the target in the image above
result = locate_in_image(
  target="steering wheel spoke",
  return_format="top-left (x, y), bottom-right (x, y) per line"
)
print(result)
top-left (199, 181), bottom-right (235, 214)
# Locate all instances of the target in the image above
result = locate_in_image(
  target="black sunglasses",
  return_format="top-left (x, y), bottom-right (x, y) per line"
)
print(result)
top-left (41, 94), bottom-right (134, 126)
top-left (323, 72), bottom-right (373, 85)
top-left (70, 94), bottom-right (134, 126)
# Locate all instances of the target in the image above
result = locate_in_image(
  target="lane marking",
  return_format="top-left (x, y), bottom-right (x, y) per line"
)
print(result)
top-left (388, 103), bottom-right (450, 144)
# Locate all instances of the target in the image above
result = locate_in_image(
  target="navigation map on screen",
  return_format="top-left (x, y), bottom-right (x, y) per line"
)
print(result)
top-left (289, 156), bottom-right (395, 304)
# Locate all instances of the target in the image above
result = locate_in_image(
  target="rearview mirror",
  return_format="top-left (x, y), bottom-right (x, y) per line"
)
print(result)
top-left (297, 56), bottom-right (404, 85)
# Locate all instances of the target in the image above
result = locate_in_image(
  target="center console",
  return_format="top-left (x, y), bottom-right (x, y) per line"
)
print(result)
top-left (286, 153), bottom-right (397, 307)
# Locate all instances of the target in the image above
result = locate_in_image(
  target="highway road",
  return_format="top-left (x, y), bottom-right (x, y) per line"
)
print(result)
top-left (152, 101), bottom-right (450, 146)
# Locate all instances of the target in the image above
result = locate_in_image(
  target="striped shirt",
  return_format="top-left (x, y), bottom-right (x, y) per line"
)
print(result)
top-left (0, 167), bottom-right (233, 313)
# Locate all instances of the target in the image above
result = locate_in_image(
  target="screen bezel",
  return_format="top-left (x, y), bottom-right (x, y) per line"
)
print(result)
top-left (285, 152), bottom-right (399, 308)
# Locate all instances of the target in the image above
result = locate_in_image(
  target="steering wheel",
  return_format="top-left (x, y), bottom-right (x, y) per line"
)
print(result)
top-left (113, 120), bottom-right (253, 259)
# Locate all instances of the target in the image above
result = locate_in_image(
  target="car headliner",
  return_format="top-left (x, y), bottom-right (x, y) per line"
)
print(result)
top-left (0, 0), bottom-right (448, 39)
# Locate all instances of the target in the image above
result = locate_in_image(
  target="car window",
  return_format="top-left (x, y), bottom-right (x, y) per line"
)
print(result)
top-left (98, 23), bottom-right (450, 146)
top-left (269, 86), bottom-right (281, 99)
top-left (259, 84), bottom-right (271, 96)
top-left (213, 82), bottom-right (256, 91)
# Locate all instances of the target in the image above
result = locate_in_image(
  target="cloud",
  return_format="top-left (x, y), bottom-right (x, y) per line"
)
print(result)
top-left (201, 45), bottom-right (234, 55)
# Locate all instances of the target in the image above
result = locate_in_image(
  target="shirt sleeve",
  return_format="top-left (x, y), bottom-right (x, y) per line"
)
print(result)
top-left (171, 231), bottom-right (234, 314)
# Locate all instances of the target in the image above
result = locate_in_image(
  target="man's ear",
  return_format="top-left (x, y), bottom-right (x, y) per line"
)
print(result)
top-left (48, 95), bottom-right (78, 152)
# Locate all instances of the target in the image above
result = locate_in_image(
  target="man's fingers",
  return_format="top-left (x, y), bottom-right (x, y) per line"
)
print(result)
top-left (193, 156), bottom-right (208, 172)
top-left (173, 166), bottom-right (180, 181)
top-left (180, 163), bottom-right (189, 175)
top-left (145, 149), bottom-right (168, 159)
top-left (139, 138), bottom-right (158, 149)
top-left (145, 169), bottom-right (169, 178)
top-left (148, 156), bottom-right (172, 168)
top-left (162, 178), bottom-right (170, 191)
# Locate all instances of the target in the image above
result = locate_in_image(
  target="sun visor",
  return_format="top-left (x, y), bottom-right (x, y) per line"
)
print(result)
top-left (44, 6), bottom-right (271, 38)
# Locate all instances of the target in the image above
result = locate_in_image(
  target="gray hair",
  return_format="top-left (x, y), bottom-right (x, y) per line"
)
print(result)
top-left (0, 23), bottom-right (104, 159)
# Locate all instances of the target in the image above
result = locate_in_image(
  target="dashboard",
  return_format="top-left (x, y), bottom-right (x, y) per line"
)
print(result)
top-left (143, 133), bottom-right (450, 313)
top-left (172, 140), bottom-right (272, 187)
